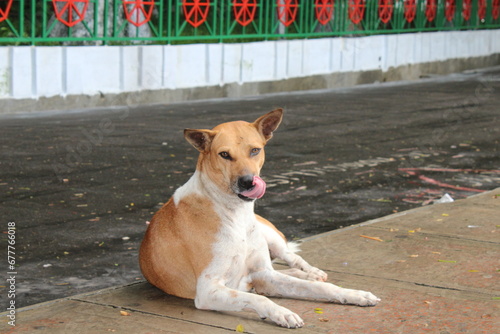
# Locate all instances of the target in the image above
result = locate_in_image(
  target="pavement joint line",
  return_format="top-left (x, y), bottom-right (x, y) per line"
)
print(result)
top-left (7, 296), bottom-right (68, 314)
top-left (366, 227), bottom-right (500, 245)
top-left (402, 232), bottom-right (500, 245)
top-left (1, 281), bottom-right (146, 316)
top-left (412, 282), bottom-right (467, 292)
top-left (272, 262), bottom-right (495, 297)
top-left (316, 269), bottom-right (497, 298)
top-left (67, 280), bottom-right (146, 299)
top-left (70, 297), bottom-right (246, 333)
top-left (299, 210), bottom-right (414, 243)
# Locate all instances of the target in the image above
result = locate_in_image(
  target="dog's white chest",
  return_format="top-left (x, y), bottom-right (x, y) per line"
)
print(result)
top-left (200, 208), bottom-right (272, 292)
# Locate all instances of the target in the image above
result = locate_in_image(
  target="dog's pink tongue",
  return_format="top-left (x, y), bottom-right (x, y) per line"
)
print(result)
top-left (241, 176), bottom-right (266, 199)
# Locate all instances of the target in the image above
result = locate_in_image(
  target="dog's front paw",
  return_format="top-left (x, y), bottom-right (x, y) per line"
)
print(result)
top-left (268, 305), bottom-right (304, 329)
top-left (306, 267), bottom-right (328, 282)
top-left (337, 289), bottom-right (381, 306)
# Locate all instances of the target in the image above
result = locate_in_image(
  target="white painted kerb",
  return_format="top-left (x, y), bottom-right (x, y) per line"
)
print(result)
top-left (0, 30), bottom-right (499, 100)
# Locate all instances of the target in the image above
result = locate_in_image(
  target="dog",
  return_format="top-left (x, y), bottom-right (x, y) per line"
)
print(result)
top-left (139, 109), bottom-right (380, 328)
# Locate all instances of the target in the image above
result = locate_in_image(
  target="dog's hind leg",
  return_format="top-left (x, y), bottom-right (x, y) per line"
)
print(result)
top-left (258, 220), bottom-right (328, 282)
top-left (276, 268), bottom-right (323, 281)
top-left (251, 270), bottom-right (380, 306)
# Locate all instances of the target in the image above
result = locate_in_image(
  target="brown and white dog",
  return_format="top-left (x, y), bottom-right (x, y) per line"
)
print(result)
top-left (139, 109), bottom-right (380, 328)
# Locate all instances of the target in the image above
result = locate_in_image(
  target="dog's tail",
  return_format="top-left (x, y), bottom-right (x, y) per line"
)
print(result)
top-left (287, 241), bottom-right (302, 254)
top-left (271, 241), bottom-right (302, 263)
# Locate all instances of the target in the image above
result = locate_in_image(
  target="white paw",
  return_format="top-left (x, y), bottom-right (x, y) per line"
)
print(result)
top-left (269, 305), bottom-right (304, 329)
top-left (338, 289), bottom-right (381, 306)
top-left (306, 267), bottom-right (328, 282)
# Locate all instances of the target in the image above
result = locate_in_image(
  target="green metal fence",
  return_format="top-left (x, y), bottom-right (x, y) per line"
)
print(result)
top-left (0, 0), bottom-right (499, 45)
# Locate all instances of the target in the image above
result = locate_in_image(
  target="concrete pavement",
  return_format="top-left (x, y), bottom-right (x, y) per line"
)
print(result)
top-left (2, 187), bottom-right (498, 333)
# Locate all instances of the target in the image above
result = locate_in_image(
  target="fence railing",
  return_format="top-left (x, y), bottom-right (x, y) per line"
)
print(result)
top-left (0, 0), bottom-right (499, 45)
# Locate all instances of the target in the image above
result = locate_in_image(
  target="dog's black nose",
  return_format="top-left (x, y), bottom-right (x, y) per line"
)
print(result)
top-left (238, 175), bottom-right (254, 191)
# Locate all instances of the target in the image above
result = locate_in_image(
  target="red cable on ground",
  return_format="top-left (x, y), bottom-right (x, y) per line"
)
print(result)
top-left (416, 175), bottom-right (486, 193)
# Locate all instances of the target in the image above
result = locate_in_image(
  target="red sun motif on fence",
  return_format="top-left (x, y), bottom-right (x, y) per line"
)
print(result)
top-left (183, 0), bottom-right (210, 28)
top-left (123, 1), bottom-right (155, 27)
top-left (277, 0), bottom-right (298, 27)
top-left (0, 0), bottom-right (13, 23)
top-left (478, 0), bottom-right (487, 20)
top-left (378, 0), bottom-right (393, 24)
top-left (404, 0), bottom-right (416, 23)
top-left (348, 0), bottom-right (365, 25)
top-left (462, 0), bottom-right (472, 21)
top-left (445, 0), bottom-right (455, 22)
top-left (315, 0), bottom-right (334, 25)
top-left (425, 0), bottom-right (437, 22)
top-left (233, 0), bottom-right (257, 26)
top-left (52, 0), bottom-right (89, 27)
top-left (494, 0), bottom-right (500, 20)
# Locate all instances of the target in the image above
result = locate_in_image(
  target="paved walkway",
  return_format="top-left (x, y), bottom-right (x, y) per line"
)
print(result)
top-left (2, 188), bottom-right (498, 333)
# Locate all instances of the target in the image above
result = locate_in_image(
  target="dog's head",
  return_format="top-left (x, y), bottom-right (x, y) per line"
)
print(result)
top-left (184, 109), bottom-right (283, 201)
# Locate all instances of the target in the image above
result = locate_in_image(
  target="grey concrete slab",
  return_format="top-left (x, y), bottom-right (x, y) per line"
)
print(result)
top-left (2, 188), bottom-right (498, 333)
top-left (0, 298), bottom-right (230, 334)
top-left (73, 282), bottom-right (316, 333)
top-left (297, 188), bottom-right (500, 294)
top-left (299, 225), bottom-right (498, 293)
top-left (372, 191), bottom-right (500, 243)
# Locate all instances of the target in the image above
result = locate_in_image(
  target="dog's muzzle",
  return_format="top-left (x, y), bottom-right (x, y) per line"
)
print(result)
top-left (237, 175), bottom-right (266, 201)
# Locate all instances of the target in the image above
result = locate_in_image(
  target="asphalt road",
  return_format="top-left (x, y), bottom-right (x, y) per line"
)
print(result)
top-left (1, 66), bottom-right (499, 308)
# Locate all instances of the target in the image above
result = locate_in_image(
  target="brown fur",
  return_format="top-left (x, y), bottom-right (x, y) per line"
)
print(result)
top-left (139, 194), bottom-right (220, 299)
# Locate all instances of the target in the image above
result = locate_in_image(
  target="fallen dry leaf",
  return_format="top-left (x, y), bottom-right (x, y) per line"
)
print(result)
top-left (360, 235), bottom-right (384, 242)
top-left (318, 317), bottom-right (329, 322)
top-left (120, 310), bottom-right (131, 316)
top-left (235, 324), bottom-right (244, 332)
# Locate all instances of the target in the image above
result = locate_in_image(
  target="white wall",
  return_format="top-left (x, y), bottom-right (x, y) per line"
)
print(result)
top-left (0, 30), bottom-right (499, 100)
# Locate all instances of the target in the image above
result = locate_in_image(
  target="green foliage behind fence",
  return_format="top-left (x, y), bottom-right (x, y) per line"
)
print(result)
top-left (0, 0), bottom-right (499, 45)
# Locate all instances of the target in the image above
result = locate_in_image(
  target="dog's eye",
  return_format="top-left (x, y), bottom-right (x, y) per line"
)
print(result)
top-left (219, 151), bottom-right (232, 160)
top-left (250, 148), bottom-right (261, 156)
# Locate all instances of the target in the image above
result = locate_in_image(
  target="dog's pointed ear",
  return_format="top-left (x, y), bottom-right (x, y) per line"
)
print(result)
top-left (184, 129), bottom-right (217, 153)
top-left (253, 108), bottom-right (283, 141)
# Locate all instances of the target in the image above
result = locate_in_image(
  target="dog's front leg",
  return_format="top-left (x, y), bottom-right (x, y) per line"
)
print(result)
top-left (194, 281), bottom-right (304, 328)
top-left (251, 270), bottom-right (380, 306)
